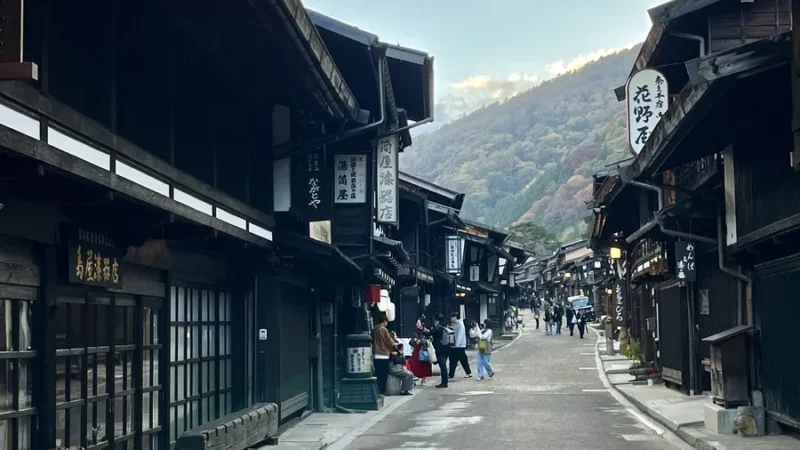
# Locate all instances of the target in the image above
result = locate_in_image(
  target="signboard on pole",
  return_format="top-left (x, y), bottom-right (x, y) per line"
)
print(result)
top-left (626, 69), bottom-right (669, 156)
top-left (376, 134), bottom-right (398, 224)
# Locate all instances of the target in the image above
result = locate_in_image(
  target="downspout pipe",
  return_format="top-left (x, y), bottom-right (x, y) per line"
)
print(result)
top-left (716, 205), bottom-right (751, 326)
top-left (274, 52), bottom-right (388, 156)
top-left (627, 179), bottom-right (717, 244)
top-left (669, 32), bottom-right (706, 58)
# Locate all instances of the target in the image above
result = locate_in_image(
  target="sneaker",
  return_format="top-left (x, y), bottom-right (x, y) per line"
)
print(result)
top-left (435, 384), bottom-right (448, 388)
top-left (477, 377), bottom-right (483, 381)
top-left (401, 392), bottom-right (413, 396)
top-left (489, 372), bottom-right (495, 378)
top-left (464, 374), bottom-right (472, 378)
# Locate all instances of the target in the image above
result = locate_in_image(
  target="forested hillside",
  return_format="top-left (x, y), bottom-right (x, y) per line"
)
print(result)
top-left (400, 46), bottom-right (640, 241)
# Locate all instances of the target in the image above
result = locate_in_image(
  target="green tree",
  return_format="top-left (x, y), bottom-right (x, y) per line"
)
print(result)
top-left (509, 222), bottom-right (561, 256)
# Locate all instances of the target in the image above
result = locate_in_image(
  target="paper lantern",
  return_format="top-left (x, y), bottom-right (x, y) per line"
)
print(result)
top-left (387, 302), bottom-right (396, 322)
top-left (365, 285), bottom-right (381, 304)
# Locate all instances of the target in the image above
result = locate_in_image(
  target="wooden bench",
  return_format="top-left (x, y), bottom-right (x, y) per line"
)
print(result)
top-left (176, 403), bottom-right (279, 450)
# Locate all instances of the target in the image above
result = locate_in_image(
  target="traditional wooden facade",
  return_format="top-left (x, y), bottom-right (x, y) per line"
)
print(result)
top-left (0, 1), bottom-right (433, 448)
top-left (394, 172), bottom-right (465, 335)
top-left (592, 0), bottom-right (799, 430)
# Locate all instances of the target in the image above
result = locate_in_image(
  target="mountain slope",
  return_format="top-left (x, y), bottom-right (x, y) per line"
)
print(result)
top-left (401, 46), bottom-right (639, 241)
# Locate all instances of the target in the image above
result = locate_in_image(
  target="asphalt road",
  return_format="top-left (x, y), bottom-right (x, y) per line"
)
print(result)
top-left (339, 324), bottom-right (687, 450)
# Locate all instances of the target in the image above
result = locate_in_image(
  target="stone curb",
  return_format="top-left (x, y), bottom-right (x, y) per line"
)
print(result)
top-left (590, 327), bottom-right (712, 450)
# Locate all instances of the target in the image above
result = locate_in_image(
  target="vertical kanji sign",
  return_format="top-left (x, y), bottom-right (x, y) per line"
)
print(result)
top-left (446, 236), bottom-right (462, 273)
top-left (299, 148), bottom-right (331, 221)
top-left (675, 241), bottom-right (696, 282)
top-left (626, 69), bottom-right (669, 156)
top-left (333, 154), bottom-right (367, 204)
top-left (376, 134), bottom-right (398, 224)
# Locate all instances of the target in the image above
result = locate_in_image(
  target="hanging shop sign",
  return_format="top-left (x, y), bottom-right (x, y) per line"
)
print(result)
top-left (469, 265), bottom-right (480, 282)
top-left (626, 68), bottom-right (669, 156)
top-left (446, 235), bottom-right (462, 273)
top-left (68, 227), bottom-right (123, 288)
top-left (376, 134), bottom-right (398, 225)
top-left (614, 281), bottom-right (625, 326)
top-left (334, 154), bottom-right (367, 204)
top-left (674, 241), bottom-right (696, 282)
top-left (299, 148), bottom-right (331, 221)
top-left (309, 220), bottom-right (332, 244)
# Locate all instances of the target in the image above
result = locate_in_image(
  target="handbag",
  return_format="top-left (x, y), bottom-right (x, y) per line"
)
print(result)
top-left (571, 316), bottom-right (578, 324)
top-left (419, 348), bottom-right (430, 362)
top-left (478, 338), bottom-right (488, 352)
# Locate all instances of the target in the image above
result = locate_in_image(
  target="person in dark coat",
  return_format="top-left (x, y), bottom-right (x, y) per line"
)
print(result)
top-left (577, 311), bottom-right (587, 339)
top-left (553, 303), bottom-right (564, 335)
top-left (566, 307), bottom-right (575, 336)
top-left (430, 314), bottom-right (450, 388)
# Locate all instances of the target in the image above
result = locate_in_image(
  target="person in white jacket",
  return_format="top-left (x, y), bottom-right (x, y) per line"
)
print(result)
top-left (447, 312), bottom-right (473, 379)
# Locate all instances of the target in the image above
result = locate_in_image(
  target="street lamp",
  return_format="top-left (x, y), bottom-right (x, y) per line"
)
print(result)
top-left (609, 246), bottom-right (622, 260)
top-left (564, 272), bottom-right (572, 279)
top-left (606, 288), bottom-right (613, 295)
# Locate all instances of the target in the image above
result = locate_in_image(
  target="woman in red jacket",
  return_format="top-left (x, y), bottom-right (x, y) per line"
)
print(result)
top-left (408, 318), bottom-right (433, 385)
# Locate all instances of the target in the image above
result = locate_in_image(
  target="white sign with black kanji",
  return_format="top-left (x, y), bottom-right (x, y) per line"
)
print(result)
top-left (334, 154), bottom-right (367, 204)
top-left (626, 69), bottom-right (669, 155)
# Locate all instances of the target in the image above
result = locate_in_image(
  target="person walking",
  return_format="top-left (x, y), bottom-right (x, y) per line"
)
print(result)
top-left (448, 312), bottom-right (473, 379)
top-left (372, 313), bottom-right (397, 395)
top-left (431, 314), bottom-right (452, 388)
top-left (566, 306), bottom-right (575, 336)
top-left (408, 318), bottom-right (433, 385)
top-left (477, 319), bottom-right (495, 380)
top-left (533, 298), bottom-right (541, 330)
top-left (554, 303), bottom-right (563, 335)
top-left (577, 311), bottom-right (587, 339)
top-left (544, 304), bottom-right (553, 336)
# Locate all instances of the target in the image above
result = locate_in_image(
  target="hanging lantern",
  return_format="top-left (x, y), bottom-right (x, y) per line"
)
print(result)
top-left (365, 284), bottom-right (381, 304)
top-left (386, 302), bottom-right (396, 322)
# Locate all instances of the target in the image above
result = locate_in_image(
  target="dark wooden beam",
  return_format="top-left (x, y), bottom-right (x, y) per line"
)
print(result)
top-left (648, 0), bottom-right (726, 26)
top-left (792, 0), bottom-right (800, 168)
top-left (0, 81), bottom-right (276, 228)
top-left (0, 123), bottom-right (274, 249)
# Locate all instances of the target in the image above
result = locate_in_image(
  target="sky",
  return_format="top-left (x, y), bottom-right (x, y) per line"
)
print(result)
top-left (304, 0), bottom-right (662, 123)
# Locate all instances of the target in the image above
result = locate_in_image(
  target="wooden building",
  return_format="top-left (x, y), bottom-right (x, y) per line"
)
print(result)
top-left (592, 0), bottom-right (799, 431)
top-left (394, 172), bottom-right (465, 336)
top-left (0, 1), bottom-right (432, 448)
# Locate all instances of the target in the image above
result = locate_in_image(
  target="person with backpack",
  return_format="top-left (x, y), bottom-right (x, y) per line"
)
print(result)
top-left (477, 319), bottom-right (495, 380)
top-left (431, 314), bottom-right (453, 388)
top-left (448, 312), bottom-right (473, 379)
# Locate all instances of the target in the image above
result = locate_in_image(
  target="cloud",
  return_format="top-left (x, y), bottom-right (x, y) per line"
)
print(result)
top-left (438, 44), bottom-right (637, 121)
top-left (449, 75), bottom-right (492, 90)
top-left (544, 45), bottom-right (636, 77)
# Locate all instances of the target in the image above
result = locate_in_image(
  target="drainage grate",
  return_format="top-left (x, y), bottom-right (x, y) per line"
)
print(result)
top-left (621, 434), bottom-right (659, 441)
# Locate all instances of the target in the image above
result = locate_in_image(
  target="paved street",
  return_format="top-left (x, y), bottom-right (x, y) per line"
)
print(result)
top-left (336, 326), bottom-right (687, 450)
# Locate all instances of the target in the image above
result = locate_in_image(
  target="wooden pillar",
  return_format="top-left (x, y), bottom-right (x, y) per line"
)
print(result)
top-left (792, 0), bottom-right (800, 167)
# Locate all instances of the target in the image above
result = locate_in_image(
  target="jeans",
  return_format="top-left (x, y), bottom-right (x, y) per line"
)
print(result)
top-left (448, 348), bottom-right (472, 377)
top-left (568, 322), bottom-right (575, 336)
top-left (477, 352), bottom-right (494, 379)
top-left (375, 358), bottom-right (390, 394)
top-left (556, 320), bottom-right (562, 335)
top-left (545, 321), bottom-right (552, 335)
top-left (437, 349), bottom-right (449, 386)
top-left (578, 322), bottom-right (586, 339)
